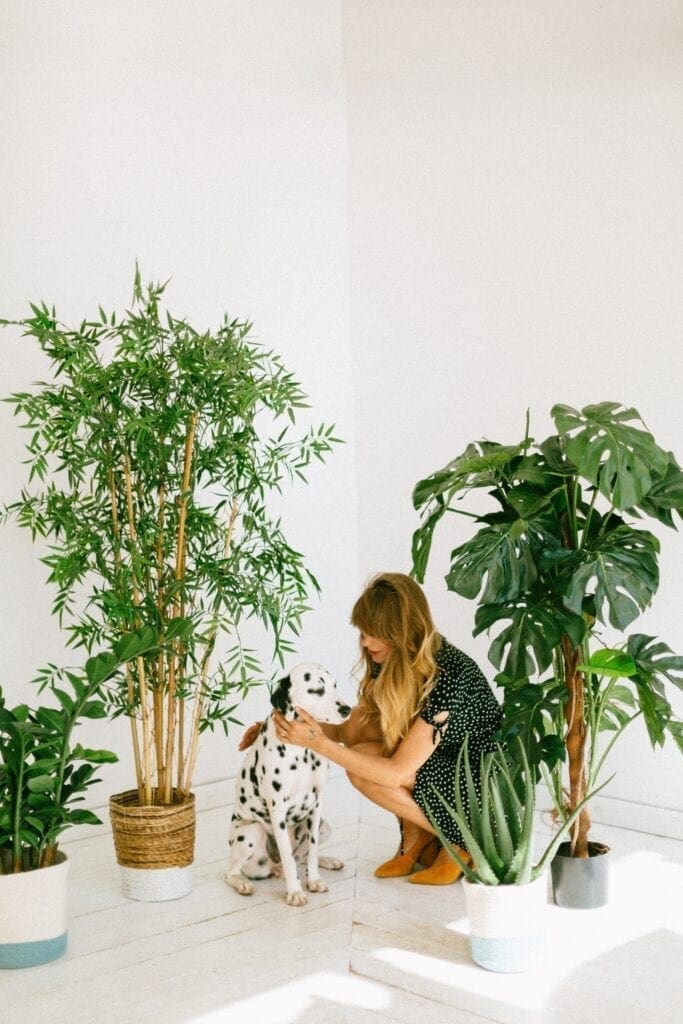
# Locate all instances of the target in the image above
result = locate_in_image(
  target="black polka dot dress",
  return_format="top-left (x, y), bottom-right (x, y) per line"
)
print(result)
top-left (413, 638), bottom-right (502, 850)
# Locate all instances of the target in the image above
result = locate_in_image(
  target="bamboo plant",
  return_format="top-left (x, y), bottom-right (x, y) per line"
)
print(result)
top-left (2, 269), bottom-right (340, 807)
top-left (412, 403), bottom-right (683, 858)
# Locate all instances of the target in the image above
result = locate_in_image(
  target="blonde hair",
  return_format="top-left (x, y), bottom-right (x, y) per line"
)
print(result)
top-left (351, 573), bottom-right (441, 753)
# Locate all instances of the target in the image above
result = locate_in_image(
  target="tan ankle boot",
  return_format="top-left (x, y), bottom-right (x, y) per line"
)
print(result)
top-left (374, 825), bottom-right (436, 878)
top-left (408, 844), bottom-right (472, 885)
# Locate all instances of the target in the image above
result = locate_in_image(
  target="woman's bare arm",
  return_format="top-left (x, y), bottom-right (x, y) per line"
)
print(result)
top-left (320, 704), bottom-right (382, 746)
top-left (240, 703), bottom-right (381, 750)
top-left (276, 707), bottom-right (438, 788)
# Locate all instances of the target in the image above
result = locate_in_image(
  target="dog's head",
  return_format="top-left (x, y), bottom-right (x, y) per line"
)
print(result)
top-left (270, 663), bottom-right (351, 724)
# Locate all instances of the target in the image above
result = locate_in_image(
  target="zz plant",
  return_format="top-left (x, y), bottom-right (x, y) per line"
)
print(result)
top-left (2, 268), bottom-right (340, 807)
top-left (0, 641), bottom-right (151, 872)
top-left (413, 403), bottom-right (683, 858)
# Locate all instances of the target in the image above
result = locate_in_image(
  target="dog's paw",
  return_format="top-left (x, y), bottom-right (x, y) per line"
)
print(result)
top-left (306, 878), bottom-right (329, 893)
top-left (224, 873), bottom-right (254, 896)
top-left (271, 863), bottom-right (284, 878)
top-left (285, 889), bottom-right (308, 907)
top-left (319, 856), bottom-right (344, 871)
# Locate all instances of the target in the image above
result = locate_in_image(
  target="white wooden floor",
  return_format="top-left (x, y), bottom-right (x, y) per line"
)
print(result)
top-left (3, 772), bottom-right (682, 1024)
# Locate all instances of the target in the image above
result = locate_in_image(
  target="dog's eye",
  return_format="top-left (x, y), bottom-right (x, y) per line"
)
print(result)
top-left (307, 686), bottom-right (325, 696)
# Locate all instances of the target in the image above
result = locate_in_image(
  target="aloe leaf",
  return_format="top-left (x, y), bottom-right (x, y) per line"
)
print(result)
top-left (502, 739), bottom-right (536, 883)
top-left (427, 789), bottom-right (500, 885)
top-left (495, 749), bottom-right (523, 818)
top-left (460, 738), bottom-right (482, 837)
top-left (490, 781), bottom-right (514, 865)
top-left (478, 752), bottom-right (507, 877)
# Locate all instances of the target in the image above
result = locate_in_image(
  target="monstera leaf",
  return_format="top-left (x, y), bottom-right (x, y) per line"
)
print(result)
top-left (494, 671), bottom-right (567, 772)
top-left (411, 501), bottom-right (449, 584)
top-left (627, 634), bottom-right (683, 692)
top-left (563, 526), bottom-right (660, 630)
top-left (474, 594), bottom-right (587, 680)
top-left (634, 452), bottom-right (683, 528)
top-left (447, 520), bottom-right (544, 604)
top-left (628, 634), bottom-right (683, 746)
top-left (412, 441), bottom-right (527, 509)
top-left (552, 402), bottom-right (669, 510)
top-left (412, 441), bottom-right (527, 581)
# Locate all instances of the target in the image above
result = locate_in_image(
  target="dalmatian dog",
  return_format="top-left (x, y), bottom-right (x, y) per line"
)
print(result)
top-left (225, 663), bottom-right (351, 906)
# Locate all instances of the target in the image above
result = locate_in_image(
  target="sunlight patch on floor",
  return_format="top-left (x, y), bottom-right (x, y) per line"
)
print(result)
top-left (370, 851), bottom-right (683, 1012)
top-left (372, 944), bottom-right (547, 1008)
top-left (188, 970), bottom-right (391, 1024)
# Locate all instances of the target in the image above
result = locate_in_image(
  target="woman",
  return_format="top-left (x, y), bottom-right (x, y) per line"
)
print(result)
top-left (249, 572), bottom-right (502, 885)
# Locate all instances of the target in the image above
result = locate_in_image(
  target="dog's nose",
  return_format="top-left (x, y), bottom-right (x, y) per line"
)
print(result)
top-left (338, 704), bottom-right (352, 718)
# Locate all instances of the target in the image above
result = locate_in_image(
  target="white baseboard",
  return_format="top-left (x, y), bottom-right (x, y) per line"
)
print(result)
top-left (536, 791), bottom-right (682, 841)
top-left (582, 792), bottom-right (682, 840)
top-left (74, 768), bottom-right (681, 847)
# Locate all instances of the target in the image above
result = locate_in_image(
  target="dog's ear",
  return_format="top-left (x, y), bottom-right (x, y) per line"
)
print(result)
top-left (270, 675), bottom-right (292, 714)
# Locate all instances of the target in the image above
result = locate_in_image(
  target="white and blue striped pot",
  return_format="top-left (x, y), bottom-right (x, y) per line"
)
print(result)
top-left (463, 872), bottom-right (548, 973)
top-left (0, 853), bottom-right (68, 969)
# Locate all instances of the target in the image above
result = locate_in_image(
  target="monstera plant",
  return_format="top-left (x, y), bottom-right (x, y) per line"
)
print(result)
top-left (2, 268), bottom-right (340, 899)
top-left (412, 403), bottom-right (683, 875)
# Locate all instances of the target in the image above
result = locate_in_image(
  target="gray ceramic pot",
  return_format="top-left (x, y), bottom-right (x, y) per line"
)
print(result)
top-left (550, 840), bottom-right (610, 908)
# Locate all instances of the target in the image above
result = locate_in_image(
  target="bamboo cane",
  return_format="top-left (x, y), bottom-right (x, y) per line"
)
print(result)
top-left (155, 482), bottom-right (166, 794)
top-left (107, 458), bottom-right (143, 796)
top-left (124, 666), bottom-right (143, 797)
top-left (181, 498), bottom-right (240, 795)
top-left (123, 455), bottom-right (153, 806)
top-left (164, 413), bottom-right (198, 805)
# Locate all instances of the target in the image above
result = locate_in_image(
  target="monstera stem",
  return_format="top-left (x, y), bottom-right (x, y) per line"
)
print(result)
top-left (562, 635), bottom-right (590, 857)
top-left (559, 489), bottom-right (590, 858)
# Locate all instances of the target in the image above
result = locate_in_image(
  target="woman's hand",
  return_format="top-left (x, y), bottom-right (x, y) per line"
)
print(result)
top-left (273, 708), bottom-right (324, 751)
top-left (238, 720), bottom-right (263, 751)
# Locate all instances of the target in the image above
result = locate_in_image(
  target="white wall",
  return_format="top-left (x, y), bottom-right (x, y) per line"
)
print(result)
top-left (1, 1), bottom-right (681, 811)
top-left (343, 0), bottom-right (683, 808)
top-left (0, 0), bottom-right (360, 797)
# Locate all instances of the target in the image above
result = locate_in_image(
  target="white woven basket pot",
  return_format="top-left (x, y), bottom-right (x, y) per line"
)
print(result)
top-left (463, 872), bottom-right (548, 973)
top-left (0, 853), bottom-right (69, 969)
top-left (118, 864), bottom-right (193, 902)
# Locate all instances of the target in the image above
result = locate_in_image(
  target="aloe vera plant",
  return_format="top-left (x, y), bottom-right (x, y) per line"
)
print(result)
top-left (426, 737), bottom-right (606, 885)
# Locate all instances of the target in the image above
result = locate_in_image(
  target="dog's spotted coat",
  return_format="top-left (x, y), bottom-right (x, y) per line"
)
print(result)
top-left (225, 663), bottom-right (351, 906)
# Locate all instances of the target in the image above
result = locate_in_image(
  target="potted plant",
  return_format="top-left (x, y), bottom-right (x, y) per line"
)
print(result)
top-left (413, 402), bottom-right (683, 908)
top-left (426, 737), bottom-right (599, 972)
top-left (2, 268), bottom-right (340, 901)
top-left (0, 644), bottom-right (144, 968)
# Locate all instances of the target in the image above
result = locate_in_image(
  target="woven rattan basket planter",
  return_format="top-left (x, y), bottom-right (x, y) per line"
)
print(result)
top-left (109, 789), bottom-right (196, 902)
